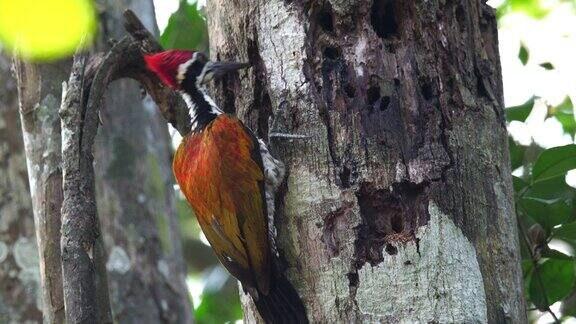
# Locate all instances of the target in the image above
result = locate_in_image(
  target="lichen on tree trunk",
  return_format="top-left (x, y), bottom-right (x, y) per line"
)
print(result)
top-left (0, 53), bottom-right (43, 324)
top-left (12, 58), bottom-right (69, 324)
top-left (207, 0), bottom-right (526, 322)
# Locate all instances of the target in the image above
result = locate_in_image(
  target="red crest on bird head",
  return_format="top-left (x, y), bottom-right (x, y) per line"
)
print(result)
top-left (144, 50), bottom-right (195, 89)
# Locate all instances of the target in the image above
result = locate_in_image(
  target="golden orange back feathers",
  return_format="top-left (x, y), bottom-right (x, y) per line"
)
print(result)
top-left (173, 115), bottom-right (270, 293)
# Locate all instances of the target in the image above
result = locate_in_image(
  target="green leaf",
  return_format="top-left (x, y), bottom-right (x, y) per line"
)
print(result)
top-left (540, 62), bottom-right (555, 70)
top-left (161, 0), bottom-right (209, 52)
top-left (542, 248), bottom-right (573, 261)
top-left (509, 138), bottom-right (526, 170)
top-left (195, 270), bottom-right (243, 323)
top-left (532, 145), bottom-right (576, 183)
top-left (553, 222), bottom-right (576, 241)
top-left (550, 97), bottom-right (576, 137)
top-left (506, 96), bottom-right (536, 122)
top-left (519, 43), bottom-right (529, 65)
top-left (520, 197), bottom-right (571, 230)
top-left (522, 260), bottom-right (534, 277)
top-left (513, 175), bottom-right (528, 193)
top-left (524, 175), bottom-right (575, 201)
top-left (529, 259), bottom-right (575, 309)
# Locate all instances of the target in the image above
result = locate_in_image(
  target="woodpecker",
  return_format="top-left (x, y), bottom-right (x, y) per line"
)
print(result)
top-left (144, 50), bottom-right (308, 324)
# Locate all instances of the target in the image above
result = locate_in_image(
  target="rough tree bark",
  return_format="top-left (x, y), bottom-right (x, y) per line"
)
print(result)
top-left (0, 53), bottom-right (42, 323)
top-left (206, 0), bottom-right (526, 322)
top-left (94, 1), bottom-right (193, 323)
top-left (12, 59), bottom-right (69, 324)
top-left (59, 53), bottom-right (114, 324)
top-left (56, 10), bottom-right (193, 323)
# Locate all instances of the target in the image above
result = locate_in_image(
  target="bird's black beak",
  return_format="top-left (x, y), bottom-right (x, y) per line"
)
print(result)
top-left (203, 61), bottom-right (251, 83)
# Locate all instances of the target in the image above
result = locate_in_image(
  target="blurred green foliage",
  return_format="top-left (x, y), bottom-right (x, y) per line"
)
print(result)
top-left (506, 61), bottom-right (576, 322)
top-left (497, 0), bottom-right (550, 19)
top-left (161, 0), bottom-right (209, 53)
top-left (500, 0), bottom-right (576, 320)
top-left (518, 43), bottom-right (529, 66)
top-left (497, 0), bottom-right (576, 19)
top-left (508, 97), bottom-right (576, 318)
top-left (195, 277), bottom-right (244, 323)
top-left (176, 191), bottom-right (243, 323)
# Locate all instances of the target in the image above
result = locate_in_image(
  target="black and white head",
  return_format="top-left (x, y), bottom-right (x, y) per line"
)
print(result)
top-left (144, 50), bottom-right (250, 93)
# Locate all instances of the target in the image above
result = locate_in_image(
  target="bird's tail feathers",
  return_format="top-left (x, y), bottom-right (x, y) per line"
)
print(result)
top-left (252, 274), bottom-right (308, 324)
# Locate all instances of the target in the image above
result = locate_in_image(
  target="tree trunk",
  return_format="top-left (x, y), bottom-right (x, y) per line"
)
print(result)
top-left (0, 53), bottom-right (43, 323)
top-left (207, 0), bottom-right (526, 322)
top-left (12, 59), bottom-right (69, 324)
top-left (94, 1), bottom-right (193, 323)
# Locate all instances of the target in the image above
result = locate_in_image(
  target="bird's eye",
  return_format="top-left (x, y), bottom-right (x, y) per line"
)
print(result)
top-left (195, 52), bottom-right (208, 64)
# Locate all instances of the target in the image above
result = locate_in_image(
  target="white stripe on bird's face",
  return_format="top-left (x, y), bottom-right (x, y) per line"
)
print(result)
top-left (176, 52), bottom-right (198, 84)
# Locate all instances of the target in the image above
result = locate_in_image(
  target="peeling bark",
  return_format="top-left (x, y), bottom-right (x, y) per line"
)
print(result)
top-left (0, 53), bottom-right (43, 324)
top-left (206, 0), bottom-right (526, 322)
top-left (94, 1), bottom-right (193, 323)
top-left (12, 58), bottom-right (69, 324)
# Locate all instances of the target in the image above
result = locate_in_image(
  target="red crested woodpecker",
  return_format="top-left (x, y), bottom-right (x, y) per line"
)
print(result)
top-left (144, 50), bottom-right (308, 324)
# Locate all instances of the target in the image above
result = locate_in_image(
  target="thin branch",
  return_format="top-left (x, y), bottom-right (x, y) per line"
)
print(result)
top-left (60, 51), bottom-right (113, 324)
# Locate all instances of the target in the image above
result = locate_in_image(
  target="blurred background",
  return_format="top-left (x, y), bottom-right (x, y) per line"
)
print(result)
top-left (1, 0), bottom-right (576, 323)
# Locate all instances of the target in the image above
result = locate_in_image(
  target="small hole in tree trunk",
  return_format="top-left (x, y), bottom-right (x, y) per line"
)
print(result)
top-left (318, 3), bottom-right (335, 32)
top-left (385, 244), bottom-right (398, 255)
top-left (339, 166), bottom-right (351, 188)
top-left (391, 214), bottom-right (403, 233)
top-left (455, 5), bottom-right (466, 31)
top-left (323, 46), bottom-right (341, 59)
top-left (371, 0), bottom-right (401, 39)
top-left (344, 84), bottom-right (356, 98)
top-left (367, 85), bottom-right (381, 106)
top-left (347, 272), bottom-right (359, 287)
top-left (380, 96), bottom-right (391, 111)
top-left (420, 80), bottom-right (434, 101)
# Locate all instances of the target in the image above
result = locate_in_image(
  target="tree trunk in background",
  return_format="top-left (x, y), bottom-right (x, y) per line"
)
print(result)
top-left (207, 0), bottom-right (526, 322)
top-left (0, 54), bottom-right (43, 323)
top-left (94, 1), bottom-right (193, 323)
top-left (12, 59), bottom-right (69, 324)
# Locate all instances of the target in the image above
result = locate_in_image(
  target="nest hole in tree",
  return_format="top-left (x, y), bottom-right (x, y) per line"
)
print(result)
top-left (455, 4), bottom-right (466, 31)
top-left (367, 84), bottom-right (381, 106)
top-left (339, 166), bottom-right (351, 188)
top-left (317, 3), bottom-right (335, 32)
top-left (344, 84), bottom-right (356, 98)
top-left (323, 46), bottom-right (341, 60)
top-left (371, 0), bottom-right (402, 39)
top-left (420, 80), bottom-right (434, 101)
top-left (380, 96), bottom-right (391, 111)
top-left (385, 244), bottom-right (398, 255)
top-left (353, 181), bottom-right (428, 268)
